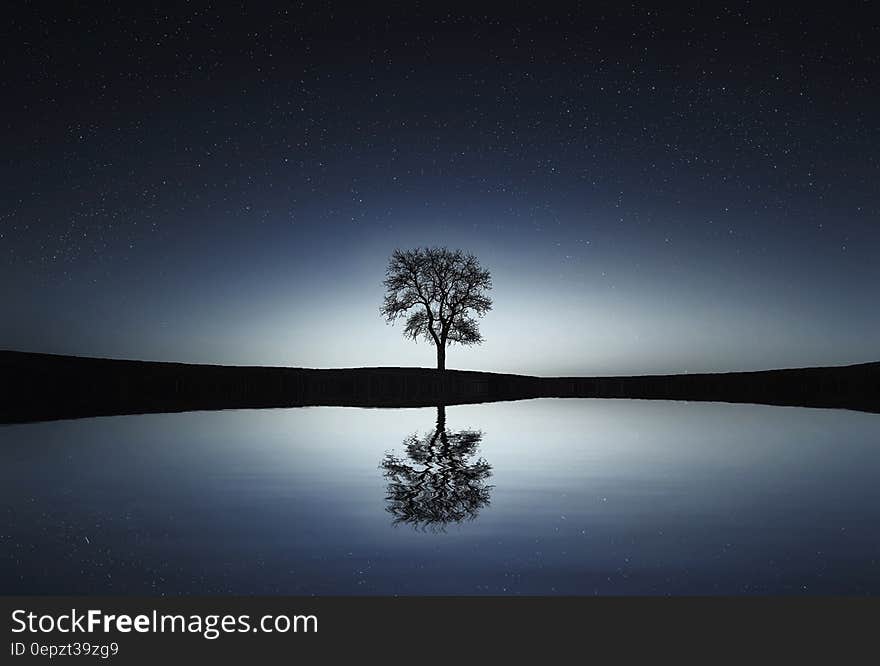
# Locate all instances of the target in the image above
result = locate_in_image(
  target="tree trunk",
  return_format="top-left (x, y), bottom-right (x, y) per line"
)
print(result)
top-left (435, 405), bottom-right (446, 430)
top-left (436, 344), bottom-right (446, 371)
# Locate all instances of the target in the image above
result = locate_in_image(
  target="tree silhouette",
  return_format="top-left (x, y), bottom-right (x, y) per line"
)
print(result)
top-left (380, 406), bottom-right (493, 531)
top-left (380, 247), bottom-right (493, 370)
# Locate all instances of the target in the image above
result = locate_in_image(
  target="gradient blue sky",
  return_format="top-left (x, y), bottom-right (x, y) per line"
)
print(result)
top-left (1, 5), bottom-right (877, 375)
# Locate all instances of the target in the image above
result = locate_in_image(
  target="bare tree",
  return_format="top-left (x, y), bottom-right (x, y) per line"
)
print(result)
top-left (381, 406), bottom-right (493, 531)
top-left (380, 247), bottom-right (493, 370)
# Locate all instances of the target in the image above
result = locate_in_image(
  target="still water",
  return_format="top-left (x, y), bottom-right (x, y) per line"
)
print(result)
top-left (3, 399), bottom-right (880, 595)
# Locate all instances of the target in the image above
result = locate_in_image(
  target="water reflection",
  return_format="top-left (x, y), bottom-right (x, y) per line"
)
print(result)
top-left (381, 406), bottom-right (493, 531)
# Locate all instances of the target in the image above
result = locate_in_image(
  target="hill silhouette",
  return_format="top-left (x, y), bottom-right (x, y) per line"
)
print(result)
top-left (1, 350), bottom-right (878, 423)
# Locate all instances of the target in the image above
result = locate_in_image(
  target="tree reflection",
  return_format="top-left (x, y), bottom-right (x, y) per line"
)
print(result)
top-left (381, 406), bottom-right (493, 531)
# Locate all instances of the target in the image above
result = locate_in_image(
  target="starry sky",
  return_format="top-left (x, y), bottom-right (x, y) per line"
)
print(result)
top-left (1, 3), bottom-right (878, 376)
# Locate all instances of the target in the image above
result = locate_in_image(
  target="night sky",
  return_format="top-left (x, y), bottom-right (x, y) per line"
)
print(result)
top-left (2, 4), bottom-right (878, 376)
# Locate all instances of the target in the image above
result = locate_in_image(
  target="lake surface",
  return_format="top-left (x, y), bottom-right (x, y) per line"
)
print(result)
top-left (3, 399), bottom-right (880, 595)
